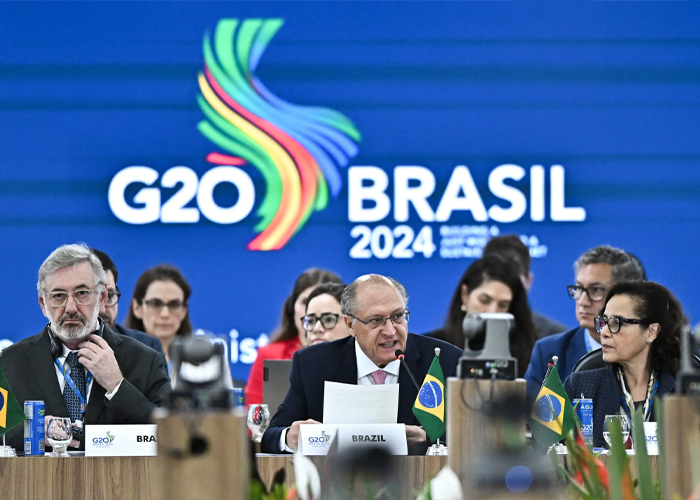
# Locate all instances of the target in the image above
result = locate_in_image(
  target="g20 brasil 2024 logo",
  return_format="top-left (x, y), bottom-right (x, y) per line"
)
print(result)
top-left (108, 18), bottom-right (361, 250)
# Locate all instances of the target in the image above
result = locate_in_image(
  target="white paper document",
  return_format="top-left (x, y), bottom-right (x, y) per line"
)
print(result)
top-left (323, 381), bottom-right (399, 424)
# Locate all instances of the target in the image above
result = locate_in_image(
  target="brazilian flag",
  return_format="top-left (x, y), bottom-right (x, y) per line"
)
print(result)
top-left (0, 357), bottom-right (25, 436)
top-left (412, 355), bottom-right (446, 442)
top-left (530, 364), bottom-right (576, 447)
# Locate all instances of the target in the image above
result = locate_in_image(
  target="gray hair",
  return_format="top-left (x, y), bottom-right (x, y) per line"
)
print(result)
top-left (341, 274), bottom-right (408, 316)
top-left (37, 243), bottom-right (106, 295)
top-left (574, 245), bottom-right (646, 283)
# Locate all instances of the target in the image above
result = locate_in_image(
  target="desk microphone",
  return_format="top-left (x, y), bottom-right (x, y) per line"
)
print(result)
top-left (394, 349), bottom-right (421, 390)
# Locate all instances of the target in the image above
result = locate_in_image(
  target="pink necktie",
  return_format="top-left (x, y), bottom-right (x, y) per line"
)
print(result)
top-left (370, 370), bottom-right (387, 385)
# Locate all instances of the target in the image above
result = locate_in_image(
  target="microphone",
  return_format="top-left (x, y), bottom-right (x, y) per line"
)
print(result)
top-left (394, 349), bottom-right (421, 390)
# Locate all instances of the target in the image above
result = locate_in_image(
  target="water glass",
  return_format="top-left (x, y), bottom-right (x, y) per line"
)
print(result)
top-left (603, 414), bottom-right (630, 448)
top-left (46, 417), bottom-right (73, 457)
top-left (247, 404), bottom-right (270, 443)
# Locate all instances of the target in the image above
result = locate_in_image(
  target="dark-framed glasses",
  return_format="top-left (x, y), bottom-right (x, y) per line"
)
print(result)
top-left (45, 288), bottom-right (98, 308)
top-left (302, 313), bottom-right (341, 332)
top-left (350, 309), bottom-right (410, 330)
top-left (106, 286), bottom-right (121, 306)
top-left (567, 285), bottom-right (606, 301)
top-left (143, 298), bottom-right (185, 313)
top-left (594, 315), bottom-right (645, 334)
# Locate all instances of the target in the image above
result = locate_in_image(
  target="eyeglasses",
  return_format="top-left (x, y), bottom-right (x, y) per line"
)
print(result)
top-left (350, 310), bottom-right (410, 330)
top-left (106, 286), bottom-right (121, 306)
top-left (302, 313), bottom-right (341, 332)
top-left (45, 288), bottom-right (98, 308)
top-left (143, 298), bottom-right (186, 314)
top-left (594, 315), bottom-right (645, 334)
top-left (567, 285), bottom-right (607, 302)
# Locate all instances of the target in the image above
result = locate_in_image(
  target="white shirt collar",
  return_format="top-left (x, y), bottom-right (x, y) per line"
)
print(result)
top-left (586, 330), bottom-right (602, 351)
top-left (354, 338), bottom-right (401, 379)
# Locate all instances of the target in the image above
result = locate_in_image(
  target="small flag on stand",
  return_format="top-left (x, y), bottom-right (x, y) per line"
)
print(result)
top-left (0, 357), bottom-right (25, 436)
top-left (412, 350), bottom-right (446, 442)
top-left (529, 361), bottom-right (576, 447)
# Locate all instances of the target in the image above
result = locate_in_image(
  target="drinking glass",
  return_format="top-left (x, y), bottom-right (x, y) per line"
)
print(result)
top-left (46, 417), bottom-right (73, 457)
top-left (247, 404), bottom-right (270, 443)
top-left (603, 414), bottom-right (631, 448)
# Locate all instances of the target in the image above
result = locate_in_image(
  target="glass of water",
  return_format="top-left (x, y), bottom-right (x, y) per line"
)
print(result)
top-left (247, 404), bottom-right (270, 443)
top-left (603, 414), bottom-right (630, 448)
top-left (46, 417), bottom-right (73, 457)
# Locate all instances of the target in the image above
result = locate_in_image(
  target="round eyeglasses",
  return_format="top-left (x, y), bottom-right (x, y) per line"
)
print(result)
top-left (106, 286), bottom-right (121, 306)
top-left (595, 315), bottom-right (645, 334)
top-left (302, 313), bottom-right (341, 332)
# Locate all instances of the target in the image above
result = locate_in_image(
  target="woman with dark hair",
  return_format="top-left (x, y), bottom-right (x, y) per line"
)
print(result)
top-left (244, 268), bottom-right (342, 406)
top-left (564, 281), bottom-right (685, 447)
top-left (125, 264), bottom-right (192, 364)
top-left (427, 255), bottom-right (537, 378)
top-left (303, 282), bottom-right (349, 346)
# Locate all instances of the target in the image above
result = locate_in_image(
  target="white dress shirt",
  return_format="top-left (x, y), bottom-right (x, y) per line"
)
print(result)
top-left (279, 339), bottom-right (401, 451)
top-left (585, 330), bottom-right (602, 352)
top-left (54, 340), bottom-right (122, 406)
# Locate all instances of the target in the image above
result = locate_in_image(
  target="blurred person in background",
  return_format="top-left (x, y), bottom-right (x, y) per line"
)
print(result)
top-left (564, 281), bottom-right (684, 447)
top-left (482, 234), bottom-right (567, 338)
top-left (426, 254), bottom-right (537, 378)
top-left (91, 249), bottom-right (164, 356)
top-left (303, 282), bottom-right (349, 346)
top-left (125, 264), bottom-right (192, 365)
top-left (524, 245), bottom-right (646, 401)
top-left (244, 268), bottom-right (342, 406)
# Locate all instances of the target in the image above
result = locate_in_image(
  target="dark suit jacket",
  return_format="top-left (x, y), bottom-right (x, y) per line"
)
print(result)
top-left (260, 333), bottom-right (462, 454)
top-left (524, 327), bottom-right (588, 402)
top-left (564, 367), bottom-right (675, 447)
top-left (2, 325), bottom-right (171, 451)
top-left (532, 311), bottom-right (568, 339)
top-left (113, 323), bottom-right (165, 357)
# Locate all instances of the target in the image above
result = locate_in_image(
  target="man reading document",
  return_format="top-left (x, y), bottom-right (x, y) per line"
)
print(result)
top-left (1, 244), bottom-right (170, 451)
top-left (261, 274), bottom-right (461, 454)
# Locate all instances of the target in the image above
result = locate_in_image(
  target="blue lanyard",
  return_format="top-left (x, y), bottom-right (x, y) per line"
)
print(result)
top-left (54, 356), bottom-right (93, 417)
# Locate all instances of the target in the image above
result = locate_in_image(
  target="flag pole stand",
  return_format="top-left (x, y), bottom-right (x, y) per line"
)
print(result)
top-left (426, 438), bottom-right (448, 456)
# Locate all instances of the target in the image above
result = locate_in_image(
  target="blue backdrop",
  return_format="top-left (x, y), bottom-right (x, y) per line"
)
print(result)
top-left (1, 2), bottom-right (699, 381)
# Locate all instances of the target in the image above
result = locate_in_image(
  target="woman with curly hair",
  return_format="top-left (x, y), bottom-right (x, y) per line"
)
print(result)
top-left (564, 281), bottom-right (685, 447)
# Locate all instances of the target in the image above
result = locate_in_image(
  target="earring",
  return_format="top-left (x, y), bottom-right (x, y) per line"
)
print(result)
top-left (646, 338), bottom-right (653, 345)
top-left (460, 304), bottom-right (467, 312)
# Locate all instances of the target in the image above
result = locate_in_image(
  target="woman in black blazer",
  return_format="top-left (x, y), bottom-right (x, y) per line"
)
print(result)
top-left (564, 281), bottom-right (685, 447)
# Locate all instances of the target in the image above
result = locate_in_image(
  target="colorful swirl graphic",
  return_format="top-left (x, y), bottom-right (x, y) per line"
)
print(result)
top-left (106, 431), bottom-right (115, 443)
top-left (197, 19), bottom-right (361, 250)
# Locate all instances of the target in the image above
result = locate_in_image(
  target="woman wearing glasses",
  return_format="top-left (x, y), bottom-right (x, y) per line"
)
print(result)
top-left (426, 255), bottom-right (537, 378)
top-left (564, 281), bottom-right (685, 447)
top-left (125, 264), bottom-right (192, 365)
top-left (244, 268), bottom-right (342, 406)
top-left (303, 283), bottom-right (349, 346)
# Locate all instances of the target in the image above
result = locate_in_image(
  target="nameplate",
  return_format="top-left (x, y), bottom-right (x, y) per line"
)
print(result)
top-left (298, 423), bottom-right (407, 456)
top-left (85, 424), bottom-right (158, 457)
top-left (643, 422), bottom-right (659, 455)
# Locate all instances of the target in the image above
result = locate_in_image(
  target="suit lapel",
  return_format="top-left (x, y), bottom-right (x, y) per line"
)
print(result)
top-left (334, 337), bottom-right (358, 385)
top-left (398, 335), bottom-right (421, 425)
top-left (565, 328), bottom-right (587, 375)
top-left (85, 326), bottom-right (123, 424)
top-left (27, 327), bottom-right (69, 417)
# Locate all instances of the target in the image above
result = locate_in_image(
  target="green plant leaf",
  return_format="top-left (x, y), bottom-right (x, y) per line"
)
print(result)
top-left (632, 406), bottom-right (654, 499)
top-left (608, 416), bottom-right (629, 500)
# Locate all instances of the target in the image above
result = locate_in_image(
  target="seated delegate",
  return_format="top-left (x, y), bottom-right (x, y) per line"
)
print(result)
top-left (261, 274), bottom-right (462, 455)
top-left (564, 281), bottom-right (685, 447)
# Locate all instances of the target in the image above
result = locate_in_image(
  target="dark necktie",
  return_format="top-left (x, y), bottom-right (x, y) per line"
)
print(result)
top-left (63, 352), bottom-right (87, 422)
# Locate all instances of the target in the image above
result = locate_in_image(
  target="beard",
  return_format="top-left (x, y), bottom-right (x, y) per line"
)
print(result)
top-left (50, 301), bottom-right (100, 344)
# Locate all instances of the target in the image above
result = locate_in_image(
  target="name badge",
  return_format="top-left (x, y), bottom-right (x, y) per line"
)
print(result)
top-left (85, 424), bottom-right (158, 457)
top-left (299, 423), bottom-right (407, 456)
top-left (642, 422), bottom-right (659, 455)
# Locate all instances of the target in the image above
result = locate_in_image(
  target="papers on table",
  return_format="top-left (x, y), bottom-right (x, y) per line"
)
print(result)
top-left (323, 381), bottom-right (399, 424)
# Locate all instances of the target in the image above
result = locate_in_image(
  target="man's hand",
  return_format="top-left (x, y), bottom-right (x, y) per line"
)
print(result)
top-left (78, 334), bottom-right (123, 393)
top-left (286, 419), bottom-right (321, 452)
top-left (43, 415), bottom-right (80, 449)
top-left (405, 425), bottom-right (427, 444)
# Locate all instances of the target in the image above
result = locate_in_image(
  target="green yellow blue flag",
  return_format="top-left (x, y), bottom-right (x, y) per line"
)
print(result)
top-left (0, 357), bottom-right (25, 435)
top-left (412, 355), bottom-right (446, 442)
top-left (529, 364), bottom-right (576, 447)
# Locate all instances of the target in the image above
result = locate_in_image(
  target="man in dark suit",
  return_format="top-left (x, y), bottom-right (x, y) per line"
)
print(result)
top-left (1, 244), bottom-right (170, 451)
top-left (523, 246), bottom-right (646, 401)
top-left (91, 248), bottom-right (164, 356)
top-left (261, 274), bottom-right (462, 454)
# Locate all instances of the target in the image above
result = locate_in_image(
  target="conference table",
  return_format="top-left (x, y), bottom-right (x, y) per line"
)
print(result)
top-left (0, 453), bottom-right (658, 500)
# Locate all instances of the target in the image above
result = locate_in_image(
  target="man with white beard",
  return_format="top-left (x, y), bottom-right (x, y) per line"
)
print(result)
top-left (1, 244), bottom-right (170, 452)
